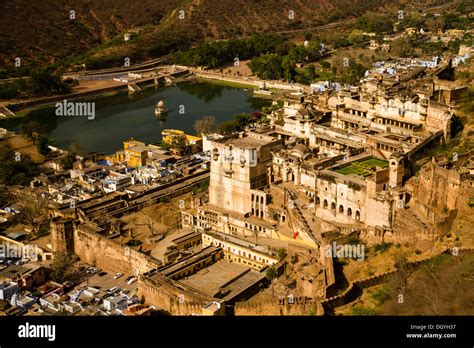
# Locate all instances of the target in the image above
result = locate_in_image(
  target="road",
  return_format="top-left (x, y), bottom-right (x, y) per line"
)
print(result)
top-left (0, 55), bottom-right (173, 84)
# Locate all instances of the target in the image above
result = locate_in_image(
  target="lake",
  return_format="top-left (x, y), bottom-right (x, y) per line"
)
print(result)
top-left (1, 81), bottom-right (271, 154)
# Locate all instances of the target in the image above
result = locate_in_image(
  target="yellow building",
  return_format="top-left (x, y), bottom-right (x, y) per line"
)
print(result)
top-left (123, 139), bottom-right (149, 168)
top-left (106, 138), bottom-right (173, 168)
top-left (106, 138), bottom-right (163, 168)
top-left (162, 129), bottom-right (202, 154)
top-left (162, 129), bottom-right (202, 145)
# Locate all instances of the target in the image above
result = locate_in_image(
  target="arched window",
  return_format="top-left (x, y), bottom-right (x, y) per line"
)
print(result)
top-left (323, 199), bottom-right (328, 208)
top-left (316, 197), bottom-right (320, 205)
top-left (347, 208), bottom-right (352, 217)
top-left (355, 210), bottom-right (360, 221)
top-left (331, 202), bottom-right (336, 210)
top-left (339, 205), bottom-right (344, 214)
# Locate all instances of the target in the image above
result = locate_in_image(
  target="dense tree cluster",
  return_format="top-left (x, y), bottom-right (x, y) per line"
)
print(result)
top-left (0, 68), bottom-right (73, 100)
top-left (357, 13), bottom-right (395, 34)
top-left (60, 142), bottom-right (84, 170)
top-left (0, 144), bottom-right (38, 186)
top-left (173, 34), bottom-right (285, 69)
top-left (48, 251), bottom-right (80, 284)
top-left (20, 121), bottom-right (52, 155)
top-left (194, 115), bottom-right (217, 135)
top-left (216, 112), bottom-right (265, 135)
top-left (250, 40), bottom-right (323, 81)
top-left (0, 186), bottom-right (13, 208)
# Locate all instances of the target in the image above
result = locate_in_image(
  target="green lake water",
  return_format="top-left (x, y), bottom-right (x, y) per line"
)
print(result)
top-left (1, 81), bottom-right (270, 154)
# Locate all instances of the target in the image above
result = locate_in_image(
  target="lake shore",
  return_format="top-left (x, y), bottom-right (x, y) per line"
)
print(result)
top-left (0, 81), bottom-right (272, 154)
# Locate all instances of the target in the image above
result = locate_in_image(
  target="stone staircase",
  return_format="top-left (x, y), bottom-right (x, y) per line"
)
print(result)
top-left (392, 207), bottom-right (432, 237)
top-left (372, 148), bottom-right (389, 160)
top-left (0, 106), bottom-right (15, 117)
top-left (287, 189), bottom-right (322, 246)
top-left (127, 82), bottom-right (141, 93)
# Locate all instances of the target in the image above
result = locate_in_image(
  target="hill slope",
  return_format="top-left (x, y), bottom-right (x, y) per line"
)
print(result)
top-left (0, 0), bottom-right (453, 74)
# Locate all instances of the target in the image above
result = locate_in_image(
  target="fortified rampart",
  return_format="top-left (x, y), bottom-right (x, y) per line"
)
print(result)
top-left (137, 274), bottom-right (211, 315)
top-left (234, 248), bottom-right (473, 315)
top-left (321, 247), bottom-right (474, 313)
top-left (51, 219), bottom-right (162, 275)
top-left (73, 227), bottom-right (161, 275)
top-left (408, 154), bottom-right (472, 235)
top-left (235, 297), bottom-right (324, 316)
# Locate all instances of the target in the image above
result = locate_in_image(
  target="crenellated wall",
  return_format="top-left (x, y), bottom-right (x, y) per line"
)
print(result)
top-left (138, 275), bottom-right (211, 315)
top-left (321, 247), bottom-right (474, 312)
top-left (235, 297), bottom-right (324, 316)
top-left (51, 219), bottom-right (162, 275)
top-left (73, 227), bottom-right (162, 275)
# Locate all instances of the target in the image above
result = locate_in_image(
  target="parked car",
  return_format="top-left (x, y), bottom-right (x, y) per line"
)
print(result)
top-left (127, 277), bottom-right (137, 285)
top-left (114, 273), bottom-right (123, 279)
top-left (98, 271), bottom-right (107, 277)
top-left (106, 287), bottom-right (118, 294)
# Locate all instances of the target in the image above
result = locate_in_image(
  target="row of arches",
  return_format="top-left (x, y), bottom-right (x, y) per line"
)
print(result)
top-left (316, 196), bottom-right (360, 220)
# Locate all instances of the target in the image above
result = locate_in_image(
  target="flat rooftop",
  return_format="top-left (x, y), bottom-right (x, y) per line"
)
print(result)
top-left (204, 230), bottom-right (277, 258)
top-left (158, 246), bottom-right (220, 277)
top-left (205, 204), bottom-right (276, 229)
top-left (180, 260), bottom-right (259, 297)
top-left (172, 230), bottom-right (202, 244)
top-left (221, 136), bottom-right (272, 149)
top-left (0, 264), bottom-right (41, 279)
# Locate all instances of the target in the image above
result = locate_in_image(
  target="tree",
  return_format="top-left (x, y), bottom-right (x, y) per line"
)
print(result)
top-left (60, 153), bottom-right (77, 170)
top-left (216, 113), bottom-right (254, 135)
top-left (30, 68), bottom-right (71, 96)
top-left (34, 134), bottom-right (51, 155)
top-left (348, 29), bottom-right (367, 45)
top-left (391, 38), bottom-right (414, 58)
top-left (249, 53), bottom-right (284, 80)
top-left (48, 251), bottom-right (78, 283)
top-left (277, 248), bottom-right (287, 260)
top-left (0, 186), bottom-right (12, 208)
top-left (233, 113), bottom-right (252, 129)
top-left (320, 60), bottom-right (331, 69)
top-left (68, 142), bottom-right (84, 156)
top-left (194, 115), bottom-right (217, 135)
top-left (19, 121), bottom-right (47, 140)
top-left (60, 142), bottom-right (84, 170)
top-left (168, 134), bottom-right (187, 154)
top-left (0, 144), bottom-right (38, 186)
top-left (282, 56), bottom-right (296, 82)
top-left (425, 16), bottom-right (445, 33)
top-left (394, 252), bottom-right (412, 295)
top-left (172, 33), bottom-right (285, 68)
top-left (266, 267), bottom-right (278, 298)
top-left (217, 120), bottom-right (240, 135)
top-left (358, 13), bottom-right (394, 34)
